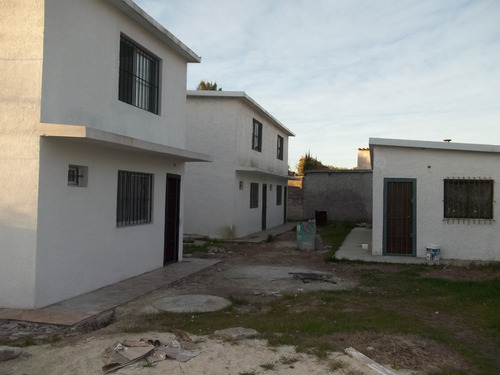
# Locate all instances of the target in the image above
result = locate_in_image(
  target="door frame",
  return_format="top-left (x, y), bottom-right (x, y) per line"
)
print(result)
top-left (164, 173), bottom-right (181, 265)
top-left (383, 178), bottom-right (416, 256)
top-left (261, 183), bottom-right (267, 230)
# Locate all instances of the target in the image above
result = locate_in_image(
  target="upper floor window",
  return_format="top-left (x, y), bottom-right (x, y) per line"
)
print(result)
top-left (277, 135), bottom-right (284, 160)
top-left (252, 119), bottom-right (262, 152)
top-left (444, 178), bottom-right (493, 219)
top-left (119, 35), bottom-right (160, 114)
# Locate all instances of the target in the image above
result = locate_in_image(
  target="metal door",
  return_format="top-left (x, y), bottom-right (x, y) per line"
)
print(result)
top-left (261, 184), bottom-right (267, 230)
top-left (164, 174), bottom-right (180, 264)
top-left (384, 179), bottom-right (416, 256)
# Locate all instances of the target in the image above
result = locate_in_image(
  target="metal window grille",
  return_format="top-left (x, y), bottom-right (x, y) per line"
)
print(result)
top-left (276, 185), bottom-right (282, 205)
top-left (119, 36), bottom-right (159, 114)
top-left (252, 119), bottom-right (262, 151)
top-left (277, 135), bottom-right (284, 160)
top-left (444, 178), bottom-right (494, 223)
top-left (250, 182), bottom-right (259, 208)
top-left (117, 171), bottom-right (153, 227)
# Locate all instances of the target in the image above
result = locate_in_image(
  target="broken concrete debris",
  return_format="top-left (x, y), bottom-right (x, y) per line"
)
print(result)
top-left (289, 272), bottom-right (337, 284)
top-left (0, 345), bottom-right (27, 362)
top-left (213, 327), bottom-right (259, 341)
top-left (101, 330), bottom-right (201, 373)
top-left (101, 328), bottom-right (262, 373)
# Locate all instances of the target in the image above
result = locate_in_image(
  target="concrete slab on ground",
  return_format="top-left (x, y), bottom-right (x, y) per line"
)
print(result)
top-left (0, 258), bottom-right (220, 326)
top-left (335, 227), bottom-right (449, 264)
top-left (153, 295), bottom-right (231, 313)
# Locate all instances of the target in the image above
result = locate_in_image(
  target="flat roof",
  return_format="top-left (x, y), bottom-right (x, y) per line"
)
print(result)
top-left (109, 0), bottom-right (201, 63)
top-left (369, 138), bottom-right (500, 154)
top-left (187, 90), bottom-right (295, 137)
top-left (39, 123), bottom-right (212, 162)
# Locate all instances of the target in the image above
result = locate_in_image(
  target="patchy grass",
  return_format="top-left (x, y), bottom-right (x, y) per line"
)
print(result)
top-left (113, 261), bottom-right (500, 374)
top-left (315, 221), bottom-right (356, 260)
top-left (259, 362), bottom-right (276, 371)
top-left (183, 238), bottom-right (226, 255)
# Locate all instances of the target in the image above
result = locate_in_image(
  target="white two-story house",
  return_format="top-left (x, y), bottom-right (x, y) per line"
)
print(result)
top-left (0, 0), bottom-right (211, 309)
top-left (184, 91), bottom-right (295, 239)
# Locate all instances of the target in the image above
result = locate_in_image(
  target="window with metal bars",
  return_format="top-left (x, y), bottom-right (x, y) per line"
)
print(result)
top-left (277, 135), bottom-right (284, 160)
top-left (119, 35), bottom-right (159, 114)
top-left (252, 119), bottom-right (262, 152)
top-left (276, 185), bottom-right (282, 205)
top-left (250, 182), bottom-right (259, 208)
top-left (117, 171), bottom-right (153, 227)
top-left (444, 178), bottom-right (493, 220)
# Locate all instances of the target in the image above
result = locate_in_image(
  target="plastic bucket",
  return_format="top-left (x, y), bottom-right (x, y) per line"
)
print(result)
top-left (426, 246), bottom-right (440, 261)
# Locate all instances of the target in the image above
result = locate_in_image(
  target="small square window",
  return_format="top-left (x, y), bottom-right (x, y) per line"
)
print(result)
top-left (250, 182), bottom-right (259, 208)
top-left (68, 165), bottom-right (88, 187)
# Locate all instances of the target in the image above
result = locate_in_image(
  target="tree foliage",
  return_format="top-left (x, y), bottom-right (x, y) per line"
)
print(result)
top-left (196, 80), bottom-right (221, 91)
top-left (296, 151), bottom-right (348, 175)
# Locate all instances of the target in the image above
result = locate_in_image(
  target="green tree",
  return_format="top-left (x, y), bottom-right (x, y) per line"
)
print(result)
top-left (296, 151), bottom-right (349, 175)
top-left (196, 80), bottom-right (221, 91)
top-left (296, 151), bottom-right (327, 175)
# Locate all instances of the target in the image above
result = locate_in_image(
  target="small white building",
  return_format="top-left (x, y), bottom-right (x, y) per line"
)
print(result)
top-left (184, 91), bottom-right (295, 239)
top-left (0, 0), bottom-right (211, 309)
top-left (370, 138), bottom-right (500, 261)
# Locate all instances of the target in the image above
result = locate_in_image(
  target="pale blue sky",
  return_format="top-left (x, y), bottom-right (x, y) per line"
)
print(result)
top-left (135, 0), bottom-right (500, 169)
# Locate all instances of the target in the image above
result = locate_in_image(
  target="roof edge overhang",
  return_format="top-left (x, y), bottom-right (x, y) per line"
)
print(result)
top-left (187, 90), bottom-right (295, 137)
top-left (109, 0), bottom-right (201, 63)
top-left (369, 137), bottom-right (500, 154)
top-left (369, 137), bottom-right (500, 170)
top-left (236, 166), bottom-right (293, 179)
top-left (38, 123), bottom-right (213, 162)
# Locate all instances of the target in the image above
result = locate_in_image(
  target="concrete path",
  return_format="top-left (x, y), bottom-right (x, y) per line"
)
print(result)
top-left (0, 258), bottom-right (220, 326)
top-left (335, 227), bottom-right (447, 264)
top-left (0, 223), bottom-right (297, 327)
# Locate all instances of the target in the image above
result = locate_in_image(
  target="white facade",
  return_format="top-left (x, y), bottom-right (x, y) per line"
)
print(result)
top-left (184, 91), bottom-right (295, 238)
top-left (370, 138), bottom-right (500, 261)
top-left (0, 0), bottom-right (210, 308)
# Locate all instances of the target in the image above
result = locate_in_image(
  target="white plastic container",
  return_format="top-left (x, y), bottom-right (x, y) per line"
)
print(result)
top-left (426, 245), bottom-right (440, 261)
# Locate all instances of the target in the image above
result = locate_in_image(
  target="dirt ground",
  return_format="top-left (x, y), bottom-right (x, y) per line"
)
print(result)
top-left (1, 231), bottom-right (495, 374)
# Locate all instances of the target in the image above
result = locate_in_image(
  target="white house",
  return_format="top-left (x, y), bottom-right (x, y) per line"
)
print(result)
top-left (370, 138), bottom-right (500, 261)
top-left (184, 91), bottom-right (295, 239)
top-left (0, 0), bottom-right (211, 309)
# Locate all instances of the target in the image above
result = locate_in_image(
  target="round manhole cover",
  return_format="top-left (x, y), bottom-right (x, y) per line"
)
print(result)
top-left (152, 295), bottom-right (231, 313)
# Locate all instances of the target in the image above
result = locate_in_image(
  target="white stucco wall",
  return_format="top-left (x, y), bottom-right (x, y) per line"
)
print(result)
top-left (184, 94), bottom-right (290, 238)
top-left (41, 0), bottom-right (188, 148)
top-left (35, 139), bottom-right (184, 307)
top-left (372, 143), bottom-right (500, 261)
top-left (0, 0), bottom-right (44, 308)
top-left (1, 0), bottom-right (195, 308)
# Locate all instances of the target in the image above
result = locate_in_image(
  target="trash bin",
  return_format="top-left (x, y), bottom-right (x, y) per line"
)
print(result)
top-left (297, 220), bottom-right (316, 251)
top-left (315, 210), bottom-right (327, 226)
top-left (426, 245), bottom-right (440, 261)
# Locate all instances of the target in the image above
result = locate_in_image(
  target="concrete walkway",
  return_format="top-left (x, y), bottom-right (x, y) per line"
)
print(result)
top-left (335, 227), bottom-right (446, 264)
top-left (0, 258), bottom-right (220, 326)
top-left (0, 223), bottom-right (298, 327)
top-left (235, 222), bottom-right (297, 242)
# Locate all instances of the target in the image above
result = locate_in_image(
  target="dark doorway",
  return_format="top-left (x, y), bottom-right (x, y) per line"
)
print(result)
top-left (283, 186), bottom-right (288, 224)
top-left (261, 183), bottom-right (267, 230)
top-left (164, 174), bottom-right (181, 265)
top-left (384, 179), bottom-right (416, 256)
